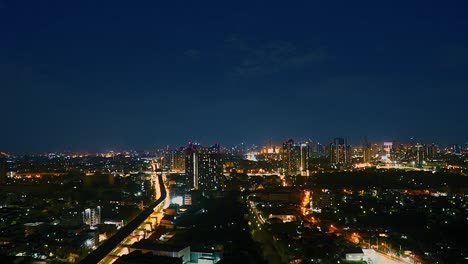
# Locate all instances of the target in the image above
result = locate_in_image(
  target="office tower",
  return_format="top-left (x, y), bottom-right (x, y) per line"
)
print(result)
top-left (197, 144), bottom-right (223, 191)
top-left (383, 142), bottom-right (393, 160)
top-left (362, 137), bottom-right (372, 163)
top-left (425, 144), bottom-right (438, 160)
top-left (391, 141), bottom-right (403, 160)
top-left (159, 147), bottom-right (172, 169)
top-left (304, 139), bottom-right (315, 158)
top-left (281, 139), bottom-right (295, 175)
top-left (363, 143), bottom-right (372, 163)
top-left (316, 142), bottom-right (324, 156)
top-left (83, 206), bottom-right (101, 227)
top-left (415, 144), bottom-right (425, 168)
top-left (170, 147), bottom-right (186, 172)
top-left (185, 143), bottom-right (200, 189)
top-left (370, 143), bottom-right (382, 158)
top-left (329, 138), bottom-right (350, 164)
top-left (281, 140), bottom-right (309, 176)
top-left (0, 152), bottom-right (7, 185)
top-left (282, 139), bottom-right (299, 175)
top-left (185, 143), bottom-right (222, 191)
top-left (300, 144), bottom-right (310, 176)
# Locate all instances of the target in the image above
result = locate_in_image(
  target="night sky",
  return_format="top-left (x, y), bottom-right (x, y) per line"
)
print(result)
top-left (1, 1), bottom-right (467, 153)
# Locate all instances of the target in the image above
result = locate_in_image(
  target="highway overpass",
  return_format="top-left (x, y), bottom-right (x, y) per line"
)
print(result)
top-left (79, 174), bottom-right (167, 264)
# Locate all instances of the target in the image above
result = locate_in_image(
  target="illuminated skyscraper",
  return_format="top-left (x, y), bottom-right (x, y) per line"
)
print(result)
top-left (415, 144), bottom-right (425, 167)
top-left (185, 143), bottom-right (223, 191)
top-left (281, 140), bottom-right (309, 176)
top-left (363, 143), bottom-right (372, 163)
top-left (300, 144), bottom-right (310, 176)
top-left (185, 143), bottom-right (200, 189)
top-left (383, 142), bottom-right (393, 160)
top-left (425, 144), bottom-right (438, 160)
top-left (0, 152), bottom-right (7, 185)
top-left (170, 147), bottom-right (186, 172)
top-left (329, 138), bottom-right (350, 164)
top-left (198, 144), bottom-right (223, 191)
top-left (281, 139), bottom-right (296, 175)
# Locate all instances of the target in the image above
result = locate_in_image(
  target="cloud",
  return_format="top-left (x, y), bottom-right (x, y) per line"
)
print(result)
top-left (227, 38), bottom-right (328, 77)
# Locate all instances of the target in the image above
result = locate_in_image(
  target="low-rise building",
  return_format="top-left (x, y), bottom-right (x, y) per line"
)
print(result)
top-left (130, 240), bottom-right (190, 263)
top-left (116, 250), bottom-right (182, 264)
top-left (344, 247), bottom-right (364, 261)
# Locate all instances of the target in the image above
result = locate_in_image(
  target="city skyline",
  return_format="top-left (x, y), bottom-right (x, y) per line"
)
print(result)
top-left (1, 1), bottom-right (468, 263)
top-left (1, 134), bottom-right (467, 263)
top-left (1, 136), bottom-right (467, 155)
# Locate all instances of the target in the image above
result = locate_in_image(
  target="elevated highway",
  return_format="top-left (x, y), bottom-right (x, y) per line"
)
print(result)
top-left (79, 173), bottom-right (167, 264)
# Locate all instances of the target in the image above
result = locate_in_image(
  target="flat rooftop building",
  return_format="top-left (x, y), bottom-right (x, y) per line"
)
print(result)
top-left (116, 250), bottom-right (183, 264)
top-left (130, 239), bottom-right (190, 263)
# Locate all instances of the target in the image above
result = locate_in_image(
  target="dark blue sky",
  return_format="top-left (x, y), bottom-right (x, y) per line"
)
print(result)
top-left (1, 0), bottom-right (467, 153)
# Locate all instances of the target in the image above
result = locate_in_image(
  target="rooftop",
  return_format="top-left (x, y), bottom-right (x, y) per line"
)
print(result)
top-left (116, 250), bottom-right (182, 264)
top-left (130, 239), bottom-right (189, 252)
top-left (344, 247), bottom-right (364, 254)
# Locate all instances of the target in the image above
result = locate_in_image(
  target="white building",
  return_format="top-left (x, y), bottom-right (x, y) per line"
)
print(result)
top-left (83, 206), bottom-right (101, 227)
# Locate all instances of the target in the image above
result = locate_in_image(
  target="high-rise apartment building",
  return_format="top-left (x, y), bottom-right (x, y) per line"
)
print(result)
top-left (0, 152), bottom-right (8, 185)
top-left (170, 147), bottom-right (186, 172)
top-left (83, 206), bottom-right (101, 227)
top-left (299, 144), bottom-right (310, 176)
top-left (363, 143), bottom-right (372, 163)
top-left (383, 142), bottom-right (393, 160)
top-left (185, 143), bottom-right (223, 191)
top-left (281, 139), bottom-right (309, 176)
top-left (281, 139), bottom-right (296, 175)
top-left (415, 144), bottom-right (425, 168)
top-left (329, 138), bottom-right (350, 164)
top-left (185, 143), bottom-right (200, 189)
top-left (425, 144), bottom-right (438, 160)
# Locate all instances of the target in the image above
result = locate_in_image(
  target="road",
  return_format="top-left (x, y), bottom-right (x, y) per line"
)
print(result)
top-left (320, 220), bottom-right (415, 263)
top-left (363, 249), bottom-right (408, 264)
top-left (79, 173), bottom-right (167, 264)
top-left (246, 197), bottom-right (283, 264)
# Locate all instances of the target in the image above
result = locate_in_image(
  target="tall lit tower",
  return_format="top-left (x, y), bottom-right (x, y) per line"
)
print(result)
top-left (300, 144), bottom-right (310, 176)
top-left (281, 139), bottom-right (295, 175)
top-left (383, 142), bottom-right (393, 160)
top-left (0, 152), bottom-right (8, 185)
top-left (329, 138), bottom-right (350, 164)
top-left (197, 144), bottom-right (222, 191)
top-left (425, 144), bottom-right (438, 161)
top-left (185, 143), bottom-right (223, 191)
top-left (363, 143), bottom-right (372, 163)
top-left (170, 147), bottom-right (186, 172)
top-left (185, 143), bottom-right (200, 190)
top-left (415, 144), bottom-right (425, 168)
